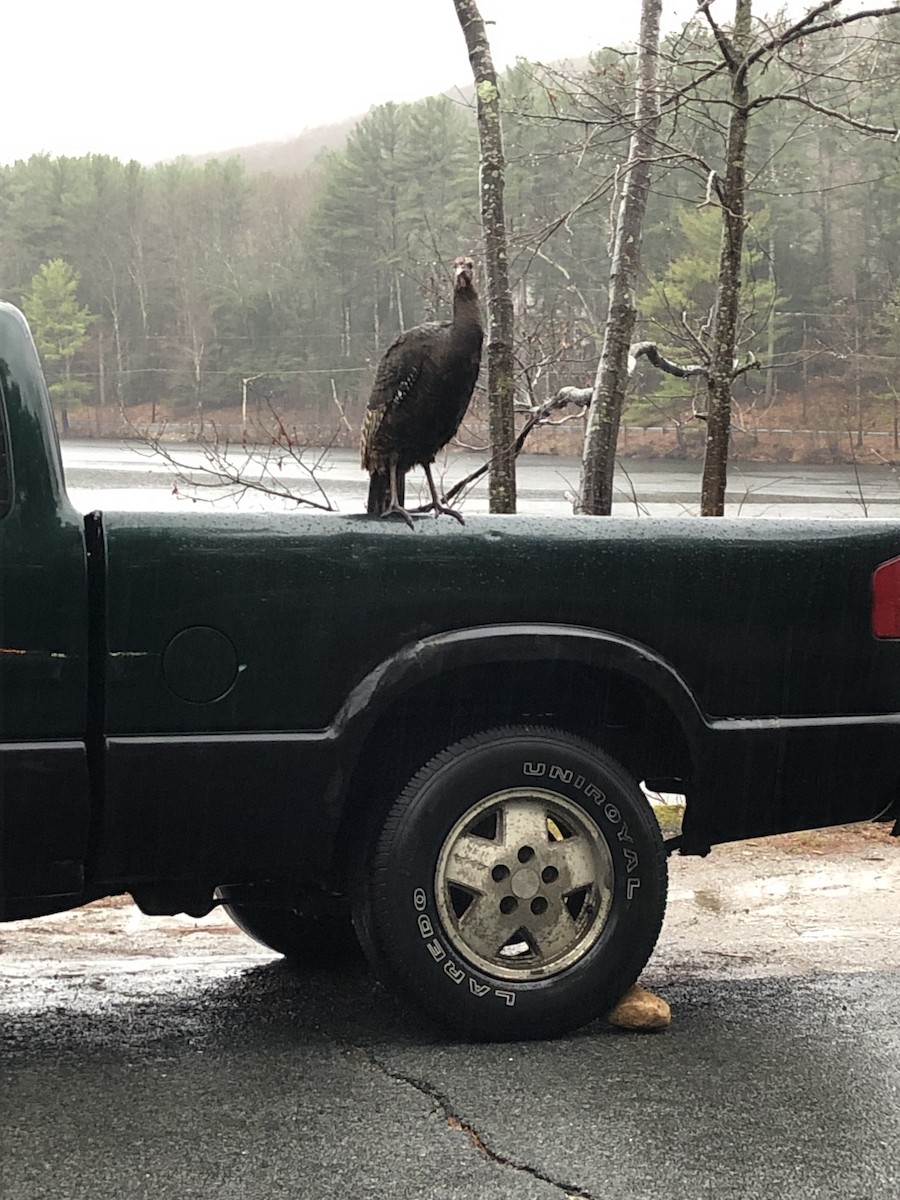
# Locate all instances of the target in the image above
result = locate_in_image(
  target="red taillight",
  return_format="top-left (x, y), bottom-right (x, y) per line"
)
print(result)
top-left (872, 556), bottom-right (900, 638)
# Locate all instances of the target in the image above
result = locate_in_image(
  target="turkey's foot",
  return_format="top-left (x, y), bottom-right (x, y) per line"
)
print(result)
top-left (381, 503), bottom-right (416, 530)
top-left (423, 501), bottom-right (465, 526)
top-left (421, 465), bottom-right (465, 525)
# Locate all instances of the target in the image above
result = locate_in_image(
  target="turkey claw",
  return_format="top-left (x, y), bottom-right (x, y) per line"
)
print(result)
top-left (429, 503), bottom-right (465, 526)
top-left (381, 504), bottom-right (416, 531)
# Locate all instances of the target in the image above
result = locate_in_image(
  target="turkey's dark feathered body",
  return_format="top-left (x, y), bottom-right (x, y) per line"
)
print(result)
top-left (361, 271), bottom-right (483, 515)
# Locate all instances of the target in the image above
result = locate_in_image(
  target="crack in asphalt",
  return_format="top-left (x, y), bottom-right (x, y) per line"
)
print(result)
top-left (354, 1047), bottom-right (598, 1200)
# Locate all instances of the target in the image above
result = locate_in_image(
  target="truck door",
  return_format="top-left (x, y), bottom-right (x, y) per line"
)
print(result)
top-left (0, 306), bottom-right (91, 916)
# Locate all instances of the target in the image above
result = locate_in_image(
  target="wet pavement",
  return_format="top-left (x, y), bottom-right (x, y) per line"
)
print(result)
top-left (1, 827), bottom-right (898, 1199)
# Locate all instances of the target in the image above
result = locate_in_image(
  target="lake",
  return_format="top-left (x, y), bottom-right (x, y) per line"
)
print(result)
top-left (60, 439), bottom-right (900, 521)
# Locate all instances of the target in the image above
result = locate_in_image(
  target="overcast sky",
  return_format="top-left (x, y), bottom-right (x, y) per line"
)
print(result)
top-left (3, 0), bottom-right (716, 165)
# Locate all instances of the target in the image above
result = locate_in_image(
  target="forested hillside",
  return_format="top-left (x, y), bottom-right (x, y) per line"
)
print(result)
top-left (3, 14), bottom-right (900, 455)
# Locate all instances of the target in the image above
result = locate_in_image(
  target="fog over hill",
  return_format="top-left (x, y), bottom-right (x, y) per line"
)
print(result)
top-left (189, 62), bottom-right (586, 175)
top-left (191, 114), bottom-right (362, 175)
top-left (190, 82), bottom-right (477, 174)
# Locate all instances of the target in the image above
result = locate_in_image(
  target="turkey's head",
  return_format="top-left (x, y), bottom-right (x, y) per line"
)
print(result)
top-left (453, 256), bottom-right (476, 293)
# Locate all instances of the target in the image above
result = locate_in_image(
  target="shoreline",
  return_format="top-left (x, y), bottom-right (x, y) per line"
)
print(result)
top-left (59, 411), bottom-right (900, 470)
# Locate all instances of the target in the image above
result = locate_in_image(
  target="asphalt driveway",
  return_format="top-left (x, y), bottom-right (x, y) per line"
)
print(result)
top-left (2, 825), bottom-right (898, 1200)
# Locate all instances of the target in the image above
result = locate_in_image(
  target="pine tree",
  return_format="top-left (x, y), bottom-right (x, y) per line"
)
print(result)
top-left (21, 259), bottom-right (94, 433)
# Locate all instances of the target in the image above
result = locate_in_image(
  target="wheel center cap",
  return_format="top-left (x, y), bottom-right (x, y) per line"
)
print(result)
top-left (511, 867), bottom-right (540, 899)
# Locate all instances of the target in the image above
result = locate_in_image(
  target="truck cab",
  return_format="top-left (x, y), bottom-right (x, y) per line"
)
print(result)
top-left (0, 304), bottom-right (91, 913)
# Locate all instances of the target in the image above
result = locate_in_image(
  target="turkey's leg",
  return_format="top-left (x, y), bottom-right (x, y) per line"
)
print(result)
top-left (423, 463), bottom-right (465, 525)
top-left (382, 454), bottom-right (415, 530)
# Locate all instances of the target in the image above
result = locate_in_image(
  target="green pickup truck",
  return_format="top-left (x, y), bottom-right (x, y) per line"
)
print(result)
top-left (2, 299), bottom-right (898, 1039)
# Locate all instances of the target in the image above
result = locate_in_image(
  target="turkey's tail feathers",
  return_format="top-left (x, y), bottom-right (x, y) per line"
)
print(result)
top-left (366, 471), bottom-right (405, 514)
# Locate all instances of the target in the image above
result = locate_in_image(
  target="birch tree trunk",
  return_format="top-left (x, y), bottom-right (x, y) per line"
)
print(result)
top-left (579, 0), bottom-right (663, 515)
top-left (700, 0), bottom-right (752, 516)
top-left (452, 0), bottom-right (517, 513)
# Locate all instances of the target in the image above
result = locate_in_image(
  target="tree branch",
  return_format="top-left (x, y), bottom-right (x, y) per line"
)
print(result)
top-left (128, 400), bottom-right (338, 513)
top-left (435, 386), bottom-right (592, 507)
top-left (731, 352), bottom-right (761, 380)
top-left (750, 4), bottom-right (900, 67)
top-left (426, 324), bottom-right (763, 512)
top-left (698, 1), bottom-right (738, 72)
top-left (747, 92), bottom-right (900, 137)
top-left (629, 341), bottom-right (707, 378)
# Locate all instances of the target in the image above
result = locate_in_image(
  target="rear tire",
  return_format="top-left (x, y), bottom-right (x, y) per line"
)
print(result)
top-left (353, 725), bottom-right (667, 1041)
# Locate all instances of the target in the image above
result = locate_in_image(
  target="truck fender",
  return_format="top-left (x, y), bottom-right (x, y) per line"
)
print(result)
top-left (328, 622), bottom-right (708, 754)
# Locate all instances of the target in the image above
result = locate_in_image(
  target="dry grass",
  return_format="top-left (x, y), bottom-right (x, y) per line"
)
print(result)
top-left (743, 820), bottom-right (896, 855)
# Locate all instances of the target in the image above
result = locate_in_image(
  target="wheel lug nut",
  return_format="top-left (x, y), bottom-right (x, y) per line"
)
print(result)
top-left (499, 896), bottom-right (518, 915)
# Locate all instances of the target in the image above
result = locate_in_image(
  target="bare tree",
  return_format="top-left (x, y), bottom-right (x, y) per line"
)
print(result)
top-left (531, 2), bottom-right (900, 515)
top-left (695, 0), bottom-right (900, 514)
top-left (580, 0), bottom-right (663, 515)
top-left (452, 0), bottom-right (517, 513)
top-left (698, 0), bottom-right (753, 515)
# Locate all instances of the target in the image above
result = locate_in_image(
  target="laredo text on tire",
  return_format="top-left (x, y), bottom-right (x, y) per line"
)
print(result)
top-left (354, 725), bottom-right (668, 1041)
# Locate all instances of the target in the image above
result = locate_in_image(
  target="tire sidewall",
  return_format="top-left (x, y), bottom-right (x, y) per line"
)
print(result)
top-left (363, 730), bottom-right (666, 1040)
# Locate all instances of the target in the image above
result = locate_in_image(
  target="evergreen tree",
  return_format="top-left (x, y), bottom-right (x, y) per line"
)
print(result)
top-left (21, 259), bottom-right (95, 433)
top-left (642, 207), bottom-right (781, 346)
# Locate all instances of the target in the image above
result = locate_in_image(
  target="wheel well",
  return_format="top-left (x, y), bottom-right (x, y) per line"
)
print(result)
top-left (332, 658), bottom-right (693, 886)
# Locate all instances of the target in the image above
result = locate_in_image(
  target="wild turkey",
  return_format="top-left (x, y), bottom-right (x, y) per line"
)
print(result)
top-left (361, 256), bottom-right (483, 525)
